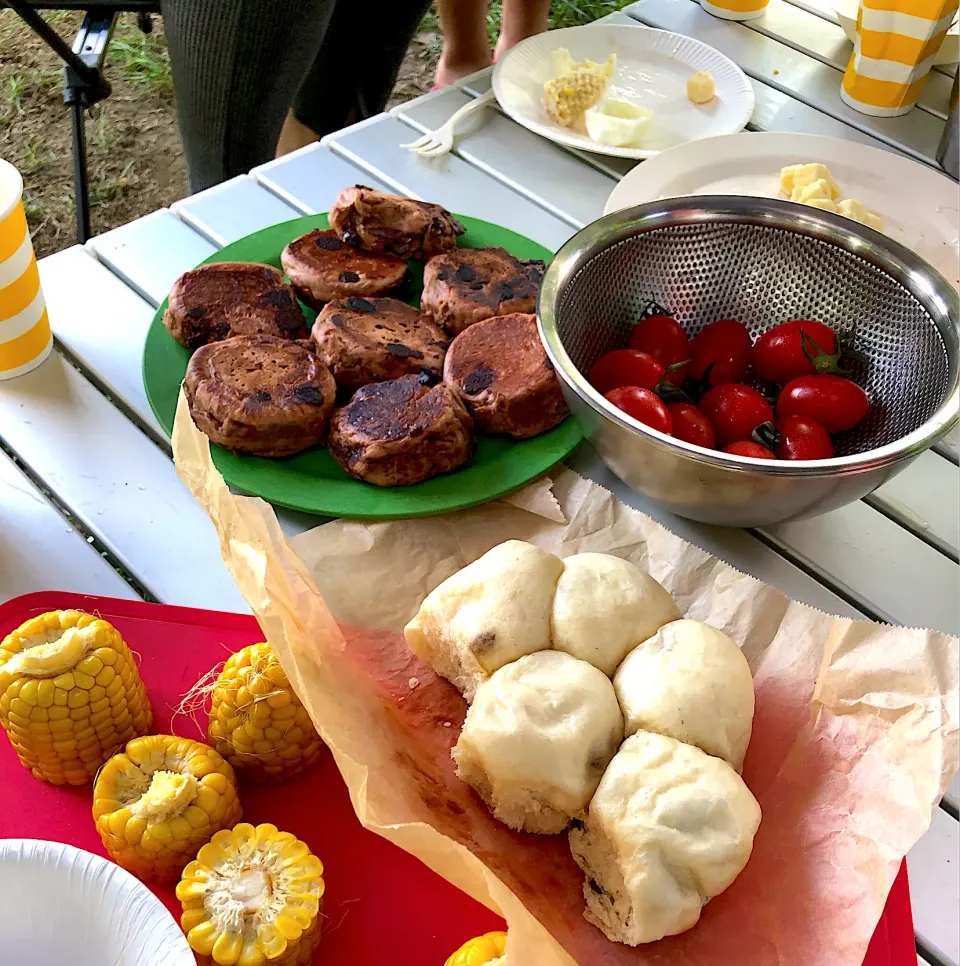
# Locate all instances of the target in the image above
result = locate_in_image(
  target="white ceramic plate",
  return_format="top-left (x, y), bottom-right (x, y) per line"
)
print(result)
top-left (0, 839), bottom-right (194, 966)
top-left (604, 131), bottom-right (960, 287)
top-left (830, 0), bottom-right (959, 66)
top-left (492, 23), bottom-right (754, 160)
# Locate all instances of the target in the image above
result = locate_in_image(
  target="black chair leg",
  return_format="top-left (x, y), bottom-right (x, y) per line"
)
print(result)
top-left (70, 101), bottom-right (91, 243)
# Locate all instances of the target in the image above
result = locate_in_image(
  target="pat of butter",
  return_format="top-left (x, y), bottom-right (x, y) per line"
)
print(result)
top-left (687, 71), bottom-right (715, 104)
top-left (796, 179), bottom-right (834, 204)
top-left (585, 98), bottom-right (652, 147)
top-left (781, 163), bottom-right (841, 201)
top-left (803, 197), bottom-right (840, 213)
top-left (839, 198), bottom-right (883, 231)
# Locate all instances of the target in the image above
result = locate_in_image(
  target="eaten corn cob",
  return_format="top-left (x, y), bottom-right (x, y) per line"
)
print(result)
top-left (543, 50), bottom-right (616, 128)
top-left (177, 822), bottom-right (325, 966)
top-left (93, 734), bottom-right (242, 882)
top-left (0, 610), bottom-right (152, 785)
top-left (208, 642), bottom-right (322, 784)
top-left (445, 931), bottom-right (508, 966)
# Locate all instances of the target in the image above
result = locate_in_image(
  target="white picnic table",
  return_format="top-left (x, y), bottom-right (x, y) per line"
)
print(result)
top-left (0, 1), bottom-right (956, 962)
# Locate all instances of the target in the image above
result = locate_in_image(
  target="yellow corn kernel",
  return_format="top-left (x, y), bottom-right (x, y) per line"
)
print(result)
top-left (445, 932), bottom-right (508, 966)
top-left (178, 822), bottom-right (324, 966)
top-left (0, 611), bottom-right (152, 785)
top-left (207, 643), bottom-right (322, 784)
top-left (93, 734), bottom-right (242, 883)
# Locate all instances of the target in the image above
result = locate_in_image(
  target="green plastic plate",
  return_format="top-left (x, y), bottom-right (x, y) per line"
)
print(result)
top-left (143, 213), bottom-right (580, 519)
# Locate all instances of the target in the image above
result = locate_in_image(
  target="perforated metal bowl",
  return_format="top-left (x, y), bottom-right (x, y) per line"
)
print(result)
top-left (538, 197), bottom-right (959, 527)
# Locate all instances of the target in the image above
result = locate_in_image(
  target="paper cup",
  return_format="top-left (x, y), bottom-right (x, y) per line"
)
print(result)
top-left (841, 0), bottom-right (960, 116)
top-left (700, 0), bottom-right (769, 22)
top-left (0, 158), bottom-right (52, 380)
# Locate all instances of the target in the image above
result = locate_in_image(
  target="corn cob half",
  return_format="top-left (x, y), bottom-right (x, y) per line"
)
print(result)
top-left (208, 643), bottom-right (322, 784)
top-left (177, 822), bottom-right (325, 966)
top-left (445, 932), bottom-right (508, 966)
top-left (93, 734), bottom-right (242, 882)
top-left (0, 610), bottom-right (152, 785)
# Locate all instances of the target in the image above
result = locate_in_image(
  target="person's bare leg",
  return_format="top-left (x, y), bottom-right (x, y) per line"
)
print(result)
top-left (433, 0), bottom-right (492, 87)
top-left (493, 0), bottom-right (551, 61)
top-left (276, 110), bottom-right (319, 156)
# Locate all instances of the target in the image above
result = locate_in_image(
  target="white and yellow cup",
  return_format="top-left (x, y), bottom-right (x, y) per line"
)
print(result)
top-left (841, 0), bottom-right (960, 116)
top-left (0, 158), bottom-right (52, 380)
top-left (700, 0), bottom-right (769, 22)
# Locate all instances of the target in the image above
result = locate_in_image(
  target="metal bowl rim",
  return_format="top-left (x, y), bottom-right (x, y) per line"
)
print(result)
top-left (538, 196), bottom-right (960, 477)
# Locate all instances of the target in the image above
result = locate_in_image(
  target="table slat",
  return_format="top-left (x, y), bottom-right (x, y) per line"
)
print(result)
top-left (251, 143), bottom-right (392, 215)
top-left (0, 353), bottom-right (249, 614)
top-left (0, 450), bottom-right (138, 604)
top-left (87, 208), bottom-right (217, 308)
top-left (171, 175), bottom-right (303, 247)
top-left (323, 114), bottom-right (577, 252)
top-left (626, 0), bottom-right (945, 163)
top-left (728, 0), bottom-right (953, 117)
top-left (762, 501), bottom-right (959, 634)
top-left (39, 247), bottom-right (161, 438)
top-left (907, 807), bottom-right (960, 966)
top-left (393, 88), bottom-right (617, 227)
top-left (864, 453), bottom-right (959, 561)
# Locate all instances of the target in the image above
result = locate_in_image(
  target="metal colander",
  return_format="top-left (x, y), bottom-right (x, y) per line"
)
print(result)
top-left (538, 197), bottom-right (959, 526)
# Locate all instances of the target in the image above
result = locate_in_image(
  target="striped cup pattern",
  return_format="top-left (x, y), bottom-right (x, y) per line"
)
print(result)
top-left (841, 0), bottom-right (960, 116)
top-left (699, 0), bottom-right (769, 22)
top-left (0, 161), bottom-right (51, 380)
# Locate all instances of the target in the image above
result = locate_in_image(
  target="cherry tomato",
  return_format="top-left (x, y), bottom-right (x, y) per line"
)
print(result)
top-left (723, 441), bottom-right (776, 459)
top-left (752, 320), bottom-right (839, 385)
top-left (775, 415), bottom-right (834, 460)
top-left (699, 384), bottom-right (775, 447)
top-left (605, 386), bottom-right (673, 435)
top-left (589, 349), bottom-right (664, 395)
top-left (689, 319), bottom-right (752, 386)
top-left (777, 374), bottom-right (869, 434)
top-left (668, 403), bottom-right (717, 449)
top-left (629, 314), bottom-right (690, 385)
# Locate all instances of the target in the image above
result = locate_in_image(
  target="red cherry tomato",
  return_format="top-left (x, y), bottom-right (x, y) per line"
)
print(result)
top-left (629, 314), bottom-right (690, 385)
top-left (667, 403), bottom-right (717, 449)
top-left (752, 320), bottom-right (839, 385)
top-left (777, 374), bottom-right (869, 434)
top-left (689, 319), bottom-right (752, 386)
top-left (699, 384), bottom-right (775, 447)
top-left (775, 414), bottom-right (834, 460)
top-left (723, 441), bottom-right (776, 459)
top-left (588, 349), bottom-right (665, 395)
top-left (605, 386), bottom-right (673, 435)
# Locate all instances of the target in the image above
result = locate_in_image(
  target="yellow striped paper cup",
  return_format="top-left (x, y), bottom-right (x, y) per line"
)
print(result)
top-left (841, 0), bottom-right (960, 116)
top-left (700, 0), bottom-right (769, 22)
top-left (0, 158), bottom-right (51, 381)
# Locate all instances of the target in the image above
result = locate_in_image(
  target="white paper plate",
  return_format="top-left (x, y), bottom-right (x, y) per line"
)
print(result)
top-left (830, 0), bottom-right (959, 66)
top-left (604, 131), bottom-right (960, 287)
top-left (0, 839), bottom-right (194, 966)
top-left (492, 23), bottom-right (754, 160)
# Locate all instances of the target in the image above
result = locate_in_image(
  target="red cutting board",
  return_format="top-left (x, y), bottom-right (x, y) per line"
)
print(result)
top-left (0, 592), bottom-right (915, 965)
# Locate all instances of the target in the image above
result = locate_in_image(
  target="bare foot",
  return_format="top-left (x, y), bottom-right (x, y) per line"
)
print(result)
top-left (276, 110), bottom-right (319, 158)
top-left (434, 52), bottom-right (493, 88)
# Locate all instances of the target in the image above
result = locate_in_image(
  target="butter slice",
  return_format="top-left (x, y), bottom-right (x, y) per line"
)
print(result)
top-left (687, 71), bottom-right (716, 104)
top-left (838, 198), bottom-right (883, 231)
top-left (803, 198), bottom-right (840, 213)
top-left (796, 179), bottom-right (834, 204)
top-left (780, 163), bottom-right (841, 202)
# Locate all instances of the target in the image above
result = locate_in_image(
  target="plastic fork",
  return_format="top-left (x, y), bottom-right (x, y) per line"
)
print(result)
top-left (401, 89), bottom-right (497, 158)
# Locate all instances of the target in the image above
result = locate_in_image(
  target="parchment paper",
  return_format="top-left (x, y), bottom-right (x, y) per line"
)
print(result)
top-left (172, 390), bottom-right (958, 966)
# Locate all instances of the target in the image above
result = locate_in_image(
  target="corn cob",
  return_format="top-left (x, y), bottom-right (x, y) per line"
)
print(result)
top-left (93, 734), bottom-right (242, 882)
top-left (0, 610), bottom-right (152, 785)
top-left (208, 643), bottom-right (322, 784)
top-left (445, 932), bottom-right (508, 966)
top-left (177, 822), bottom-right (325, 966)
top-left (543, 54), bottom-right (615, 128)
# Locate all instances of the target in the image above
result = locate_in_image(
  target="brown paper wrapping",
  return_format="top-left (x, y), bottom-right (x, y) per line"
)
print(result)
top-left (172, 390), bottom-right (958, 966)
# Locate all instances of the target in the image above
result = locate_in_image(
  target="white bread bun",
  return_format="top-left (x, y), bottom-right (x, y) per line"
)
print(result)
top-left (569, 731), bottom-right (761, 945)
top-left (551, 553), bottom-right (680, 676)
top-left (404, 540), bottom-right (564, 701)
top-left (613, 619), bottom-right (755, 771)
top-left (453, 650), bottom-right (624, 834)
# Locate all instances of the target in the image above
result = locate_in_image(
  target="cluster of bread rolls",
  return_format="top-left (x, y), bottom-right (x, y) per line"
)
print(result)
top-left (404, 540), bottom-right (761, 946)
